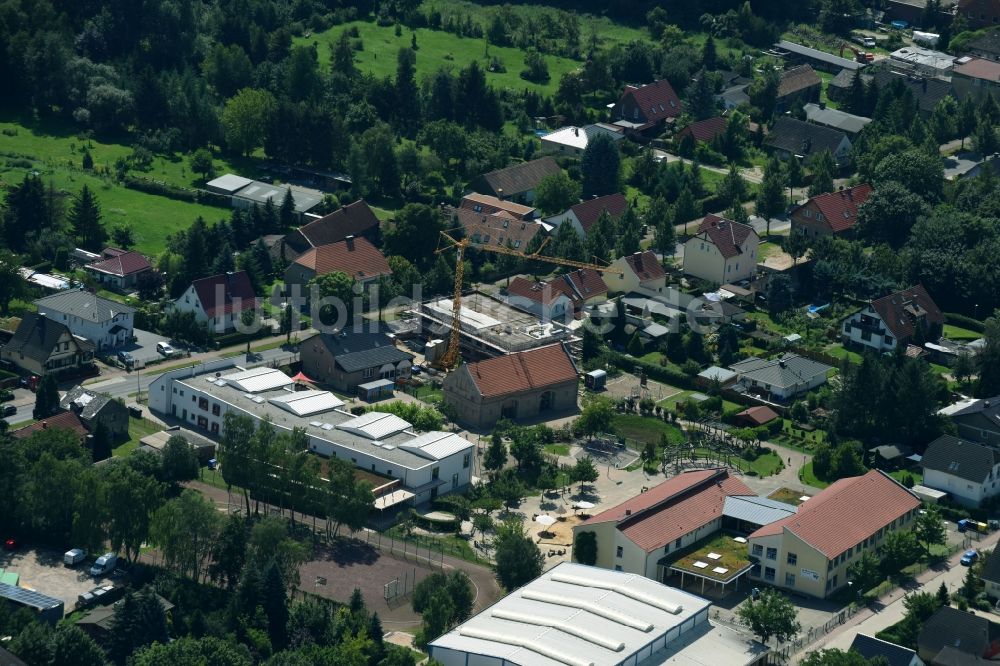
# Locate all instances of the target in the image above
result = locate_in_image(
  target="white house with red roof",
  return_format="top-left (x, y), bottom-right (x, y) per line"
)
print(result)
top-left (610, 80), bottom-right (682, 133)
top-left (841, 284), bottom-right (943, 353)
top-left (442, 343), bottom-right (579, 429)
top-left (572, 469), bottom-right (795, 583)
top-left (171, 271), bottom-right (261, 334)
top-left (747, 470), bottom-right (921, 598)
top-left (505, 269), bottom-right (609, 321)
top-left (605, 250), bottom-right (668, 295)
top-left (542, 193), bottom-right (628, 239)
top-left (83, 247), bottom-right (152, 291)
top-left (683, 215), bottom-right (759, 284)
top-left (791, 184), bottom-right (873, 238)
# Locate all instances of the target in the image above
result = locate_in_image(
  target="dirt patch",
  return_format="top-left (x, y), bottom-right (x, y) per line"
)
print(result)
top-left (298, 539), bottom-right (440, 627)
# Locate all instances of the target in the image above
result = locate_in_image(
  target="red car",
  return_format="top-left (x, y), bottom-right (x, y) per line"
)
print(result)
top-left (3, 538), bottom-right (17, 551)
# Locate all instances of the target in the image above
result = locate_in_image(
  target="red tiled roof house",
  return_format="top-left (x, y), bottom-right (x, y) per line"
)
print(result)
top-left (841, 284), bottom-right (943, 353)
top-left (283, 235), bottom-right (392, 293)
top-left (543, 193), bottom-right (628, 239)
top-left (605, 250), bottom-right (668, 295)
top-left (610, 80), bottom-right (683, 134)
top-left (442, 344), bottom-right (579, 428)
top-left (571, 469), bottom-right (798, 583)
top-left (683, 215), bottom-right (759, 285)
top-left (747, 470), bottom-right (920, 598)
top-left (790, 184), bottom-right (873, 238)
top-left (171, 271), bottom-right (261, 334)
top-left (84, 247), bottom-right (152, 291)
top-left (676, 117), bottom-right (728, 145)
top-left (505, 269), bottom-right (609, 321)
top-left (278, 199), bottom-right (381, 263)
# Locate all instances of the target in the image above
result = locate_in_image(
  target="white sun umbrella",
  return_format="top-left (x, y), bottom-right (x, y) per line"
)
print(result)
top-left (535, 514), bottom-right (557, 527)
top-left (573, 501), bottom-right (595, 510)
top-left (554, 504), bottom-right (567, 516)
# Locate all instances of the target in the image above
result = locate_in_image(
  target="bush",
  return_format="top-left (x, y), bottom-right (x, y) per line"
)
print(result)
top-left (944, 312), bottom-right (985, 333)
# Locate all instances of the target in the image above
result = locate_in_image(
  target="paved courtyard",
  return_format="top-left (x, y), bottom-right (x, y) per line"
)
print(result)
top-left (0, 547), bottom-right (106, 613)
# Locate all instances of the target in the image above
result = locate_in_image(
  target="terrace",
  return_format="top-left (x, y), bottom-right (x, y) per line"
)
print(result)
top-left (665, 533), bottom-right (754, 598)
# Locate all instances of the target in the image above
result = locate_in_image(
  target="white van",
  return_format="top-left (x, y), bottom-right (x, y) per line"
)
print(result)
top-left (90, 552), bottom-right (118, 577)
top-left (63, 548), bottom-right (87, 566)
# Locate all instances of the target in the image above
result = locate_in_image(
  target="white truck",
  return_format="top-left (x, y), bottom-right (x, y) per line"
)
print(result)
top-left (63, 548), bottom-right (87, 566)
top-left (89, 552), bottom-right (118, 577)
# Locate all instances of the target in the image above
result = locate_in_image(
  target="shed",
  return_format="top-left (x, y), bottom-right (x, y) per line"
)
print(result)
top-left (358, 378), bottom-right (394, 402)
top-left (697, 366), bottom-right (738, 386)
top-left (736, 406), bottom-right (780, 427)
top-left (911, 484), bottom-right (947, 503)
top-left (0, 582), bottom-right (64, 625)
top-left (585, 369), bottom-right (607, 391)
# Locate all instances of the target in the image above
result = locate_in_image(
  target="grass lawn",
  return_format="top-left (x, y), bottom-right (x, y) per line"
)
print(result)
top-left (384, 525), bottom-right (483, 564)
top-left (748, 451), bottom-right (784, 477)
top-left (824, 344), bottom-right (863, 364)
top-left (658, 390), bottom-right (694, 409)
top-left (300, 21), bottom-right (580, 97)
top-left (544, 443), bottom-right (571, 456)
top-left (943, 324), bottom-right (981, 341)
top-left (113, 416), bottom-right (162, 457)
top-left (798, 461), bottom-right (830, 489)
top-left (0, 160), bottom-right (231, 256)
top-left (670, 532), bottom-right (751, 581)
top-left (757, 241), bottom-right (780, 260)
top-left (889, 469), bottom-right (922, 486)
top-left (413, 384), bottom-right (443, 403)
top-left (612, 414), bottom-right (685, 447)
top-left (767, 487), bottom-right (810, 506)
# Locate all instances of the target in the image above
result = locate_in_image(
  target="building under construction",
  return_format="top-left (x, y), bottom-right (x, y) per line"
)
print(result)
top-left (411, 291), bottom-right (575, 362)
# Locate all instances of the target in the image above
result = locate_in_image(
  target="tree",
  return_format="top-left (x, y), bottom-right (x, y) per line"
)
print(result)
top-left (222, 88), bottom-right (277, 156)
top-left (960, 562), bottom-right (983, 601)
top-left (103, 462), bottom-right (162, 563)
top-left (937, 581), bottom-right (951, 607)
top-left (737, 588), bottom-right (801, 645)
top-left (800, 649), bottom-right (877, 666)
top-left (150, 488), bottom-right (221, 580)
top-left (161, 435), bottom-right (199, 483)
top-left (521, 48), bottom-right (550, 83)
top-left (483, 433), bottom-right (508, 476)
top-left (210, 514), bottom-right (248, 590)
top-left (0, 250), bottom-right (27, 316)
top-left (847, 551), bottom-right (881, 597)
top-left (394, 47), bottom-right (421, 131)
top-left (325, 456), bottom-right (373, 536)
top-left (90, 421), bottom-right (111, 463)
top-left (581, 133), bottom-right (621, 197)
top-left (575, 398), bottom-right (614, 439)
top-left (627, 329), bottom-right (644, 356)
top-left (688, 71), bottom-right (717, 121)
top-left (880, 531), bottom-right (922, 574)
top-left (574, 530), bottom-right (598, 565)
top-left (68, 185), bottom-right (106, 251)
top-left (972, 115), bottom-right (1000, 157)
top-left (586, 210), bottom-right (615, 263)
top-left (914, 505), bottom-right (947, 557)
top-left (572, 456), bottom-right (599, 491)
top-left (2, 173), bottom-right (47, 251)
top-left (107, 587), bottom-right (170, 663)
top-left (383, 204), bottom-right (445, 270)
top-left (310, 271), bottom-right (356, 327)
top-left (873, 148), bottom-right (944, 201)
top-left (767, 273), bottom-right (794, 315)
top-left (616, 205), bottom-right (643, 256)
top-left (189, 148), bottom-right (215, 181)
top-left (130, 636), bottom-right (252, 666)
top-left (808, 150), bottom-right (836, 196)
top-left (533, 171), bottom-right (581, 215)
top-left (674, 186), bottom-right (699, 235)
top-left (701, 34), bottom-right (718, 70)
top-left (856, 181), bottom-right (926, 248)
top-left (111, 222), bottom-right (136, 250)
top-left (755, 158), bottom-right (787, 237)
top-left (958, 96), bottom-right (978, 148)
top-left (493, 519), bottom-right (544, 590)
top-left (954, 352), bottom-right (976, 387)
top-left (978, 312), bottom-right (1000, 398)
top-left (33, 374), bottom-right (60, 419)
top-left (785, 231), bottom-right (809, 266)
top-left (717, 162), bottom-right (748, 207)
top-left (263, 561), bottom-right (290, 649)
top-left (649, 196), bottom-right (676, 255)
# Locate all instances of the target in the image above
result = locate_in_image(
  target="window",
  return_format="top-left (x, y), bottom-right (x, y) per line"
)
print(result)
top-left (787, 553), bottom-right (797, 566)
top-left (463, 453), bottom-right (471, 469)
top-left (764, 567), bottom-right (776, 582)
top-left (362, 368), bottom-right (374, 379)
top-left (785, 573), bottom-right (796, 587)
top-left (766, 547), bottom-right (777, 561)
top-left (616, 546), bottom-right (624, 558)
top-left (503, 220), bottom-right (509, 229)
top-left (816, 213), bottom-right (824, 222)
top-left (675, 538), bottom-right (682, 548)
top-left (198, 397), bottom-right (209, 411)
top-left (615, 565), bottom-right (623, 571)
top-left (752, 544), bottom-right (763, 557)
top-left (432, 467), bottom-right (440, 480)
top-left (212, 404), bottom-right (220, 416)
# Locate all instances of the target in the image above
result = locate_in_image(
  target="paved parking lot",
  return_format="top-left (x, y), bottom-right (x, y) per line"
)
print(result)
top-left (0, 547), bottom-right (105, 613)
top-left (119, 328), bottom-right (172, 365)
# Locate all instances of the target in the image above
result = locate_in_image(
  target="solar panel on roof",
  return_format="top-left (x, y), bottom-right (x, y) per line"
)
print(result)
top-left (0, 582), bottom-right (63, 610)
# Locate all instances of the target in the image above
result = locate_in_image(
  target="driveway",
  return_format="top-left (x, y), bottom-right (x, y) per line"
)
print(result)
top-left (119, 328), bottom-right (172, 365)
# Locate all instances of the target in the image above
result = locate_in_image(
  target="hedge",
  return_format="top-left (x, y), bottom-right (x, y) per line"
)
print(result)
top-left (604, 350), bottom-right (694, 390)
top-left (944, 312), bottom-right (985, 334)
top-left (123, 176), bottom-right (232, 209)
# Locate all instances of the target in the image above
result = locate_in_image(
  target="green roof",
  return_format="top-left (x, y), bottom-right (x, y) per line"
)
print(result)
top-left (0, 572), bottom-right (20, 586)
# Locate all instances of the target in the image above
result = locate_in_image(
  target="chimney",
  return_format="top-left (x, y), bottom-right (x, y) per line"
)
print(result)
top-left (41, 421), bottom-right (48, 429)
top-left (574, 127), bottom-right (579, 137)
top-left (625, 509), bottom-right (632, 516)
top-left (345, 234), bottom-right (355, 250)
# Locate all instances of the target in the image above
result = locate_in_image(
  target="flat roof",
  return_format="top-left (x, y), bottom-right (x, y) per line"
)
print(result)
top-left (176, 370), bottom-right (473, 471)
top-left (206, 173), bottom-right (254, 193)
top-left (233, 181), bottom-right (324, 213)
top-left (0, 582), bottom-right (63, 612)
top-left (890, 46), bottom-right (955, 70)
top-left (774, 40), bottom-right (863, 70)
top-left (430, 562), bottom-right (766, 666)
top-left (415, 293), bottom-right (568, 353)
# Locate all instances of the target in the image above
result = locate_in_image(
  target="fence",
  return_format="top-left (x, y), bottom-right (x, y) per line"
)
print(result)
top-left (358, 527), bottom-right (449, 571)
top-left (759, 604), bottom-right (861, 664)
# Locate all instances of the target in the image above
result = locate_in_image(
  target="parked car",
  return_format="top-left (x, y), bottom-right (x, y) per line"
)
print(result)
top-left (64, 548), bottom-right (87, 566)
top-left (156, 342), bottom-right (175, 356)
top-left (961, 549), bottom-right (979, 566)
top-left (3, 538), bottom-right (16, 551)
top-left (76, 585), bottom-right (115, 610)
top-left (117, 351), bottom-right (134, 365)
top-left (90, 552), bottom-right (118, 577)
top-left (2, 405), bottom-right (16, 417)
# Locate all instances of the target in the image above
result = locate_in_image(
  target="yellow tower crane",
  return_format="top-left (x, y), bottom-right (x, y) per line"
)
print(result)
top-left (432, 230), bottom-right (625, 370)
